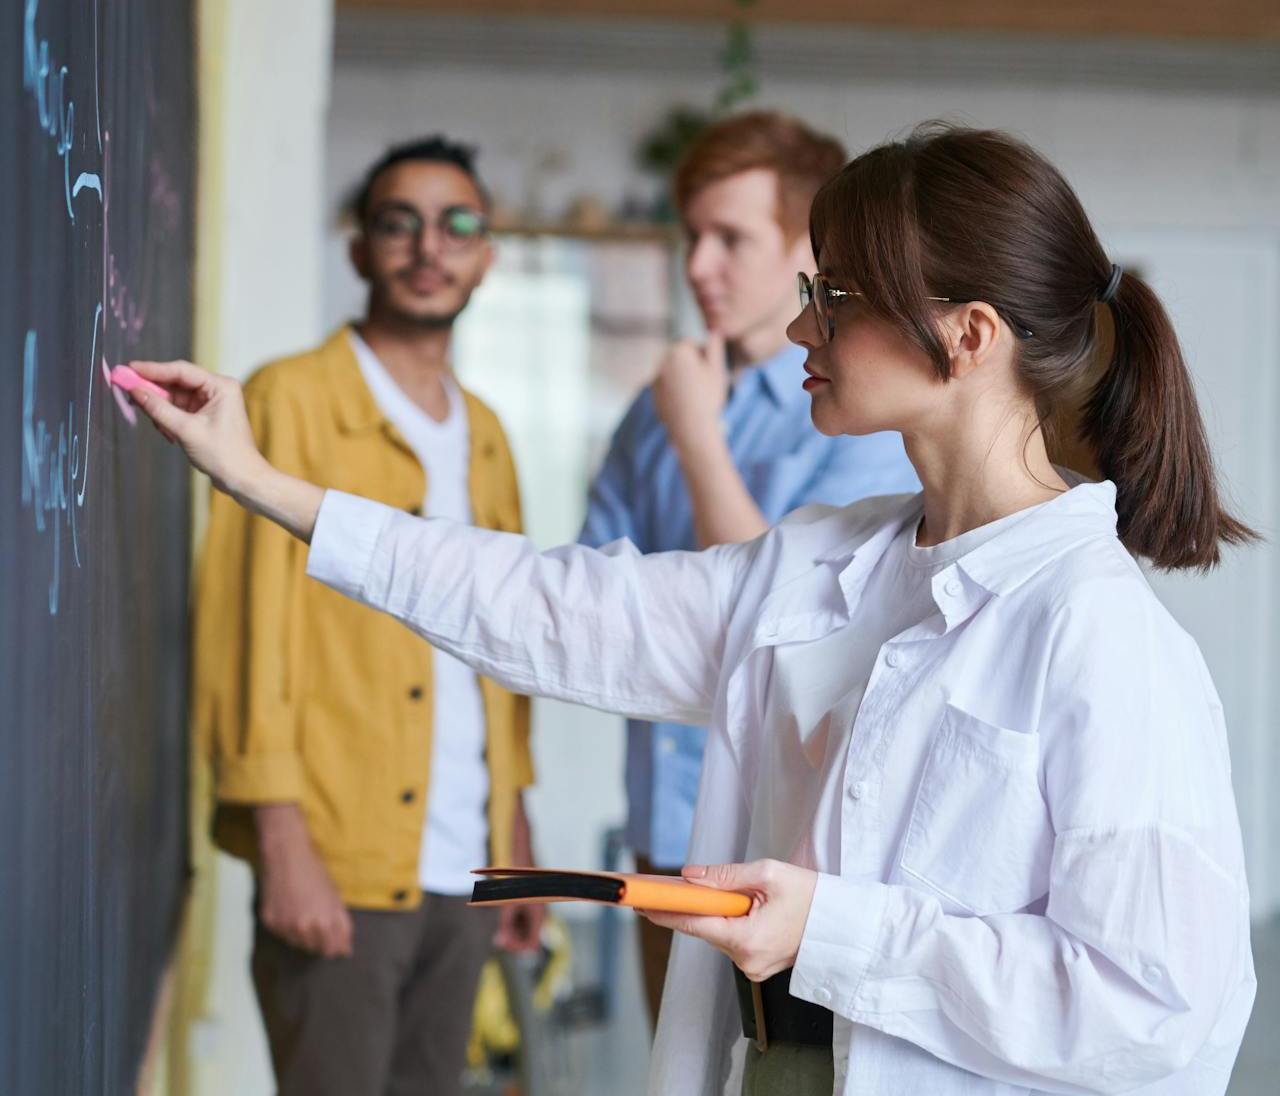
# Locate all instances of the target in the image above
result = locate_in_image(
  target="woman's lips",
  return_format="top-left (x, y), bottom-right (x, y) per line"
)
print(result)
top-left (802, 362), bottom-right (830, 391)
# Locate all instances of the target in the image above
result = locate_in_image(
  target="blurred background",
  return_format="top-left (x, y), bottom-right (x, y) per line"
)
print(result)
top-left (157, 1), bottom-right (1278, 1093)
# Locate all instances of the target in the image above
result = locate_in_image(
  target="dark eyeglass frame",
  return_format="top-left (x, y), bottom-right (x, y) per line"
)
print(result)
top-left (797, 271), bottom-right (1034, 342)
top-left (366, 201), bottom-right (490, 253)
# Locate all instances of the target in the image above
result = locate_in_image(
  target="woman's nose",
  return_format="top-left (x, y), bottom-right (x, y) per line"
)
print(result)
top-left (787, 306), bottom-right (819, 349)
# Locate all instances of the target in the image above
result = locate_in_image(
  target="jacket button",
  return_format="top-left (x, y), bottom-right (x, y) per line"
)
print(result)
top-left (408, 505), bottom-right (422, 517)
top-left (482, 443), bottom-right (496, 458)
top-left (393, 889), bottom-right (410, 903)
top-left (885, 650), bottom-right (901, 669)
top-left (408, 686), bottom-right (424, 700)
top-left (401, 789), bottom-right (416, 804)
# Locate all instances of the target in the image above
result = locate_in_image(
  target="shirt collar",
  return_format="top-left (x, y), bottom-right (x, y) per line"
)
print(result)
top-left (956, 479), bottom-right (1119, 596)
top-left (815, 479), bottom-right (1120, 600)
top-left (735, 342), bottom-right (809, 409)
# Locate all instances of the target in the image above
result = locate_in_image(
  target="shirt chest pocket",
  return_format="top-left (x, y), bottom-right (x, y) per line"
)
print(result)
top-left (897, 704), bottom-right (1053, 916)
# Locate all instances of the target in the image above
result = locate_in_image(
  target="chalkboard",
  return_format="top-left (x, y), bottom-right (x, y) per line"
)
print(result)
top-left (1, 1), bottom-right (195, 1091)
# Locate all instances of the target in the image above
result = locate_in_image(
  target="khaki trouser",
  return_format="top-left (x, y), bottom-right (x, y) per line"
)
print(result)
top-left (743, 1042), bottom-right (835, 1095)
top-left (252, 892), bottom-right (499, 1096)
top-left (635, 857), bottom-right (835, 1092)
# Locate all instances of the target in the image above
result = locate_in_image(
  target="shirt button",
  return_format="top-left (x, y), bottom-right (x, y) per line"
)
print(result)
top-left (660, 736), bottom-right (677, 754)
top-left (393, 889), bottom-right (410, 903)
top-left (885, 650), bottom-right (901, 669)
top-left (401, 789), bottom-right (416, 804)
top-left (408, 686), bottom-right (424, 701)
top-left (849, 781), bottom-right (867, 800)
top-left (814, 986), bottom-right (833, 1006)
top-left (1143, 964), bottom-right (1163, 985)
top-left (944, 579), bottom-right (962, 597)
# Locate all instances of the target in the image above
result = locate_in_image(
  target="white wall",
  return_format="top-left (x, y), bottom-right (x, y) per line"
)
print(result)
top-left (323, 15), bottom-right (1280, 920)
top-left (184, 2), bottom-right (334, 1093)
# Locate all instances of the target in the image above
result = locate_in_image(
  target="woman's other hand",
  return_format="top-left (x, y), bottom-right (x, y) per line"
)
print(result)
top-left (640, 859), bottom-right (818, 982)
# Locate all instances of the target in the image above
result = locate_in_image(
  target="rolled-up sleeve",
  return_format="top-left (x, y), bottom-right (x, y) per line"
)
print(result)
top-left (791, 575), bottom-right (1252, 1094)
top-left (307, 490), bottom-right (755, 726)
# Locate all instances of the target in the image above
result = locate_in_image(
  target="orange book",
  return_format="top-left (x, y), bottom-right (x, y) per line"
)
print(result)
top-left (469, 867), bottom-right (753, 917)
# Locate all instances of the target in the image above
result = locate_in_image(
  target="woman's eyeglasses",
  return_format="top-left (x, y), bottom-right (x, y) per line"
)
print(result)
top-left (797, 271), bottom-right (1034, 343)
top-left (367, 203), bottom-right (490, 254)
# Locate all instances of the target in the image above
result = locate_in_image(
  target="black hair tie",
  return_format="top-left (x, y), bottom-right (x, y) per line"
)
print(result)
top-left (1098, 263), bottom-right (1123, 304)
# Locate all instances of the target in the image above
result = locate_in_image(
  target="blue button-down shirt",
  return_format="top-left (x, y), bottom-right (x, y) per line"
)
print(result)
top-left (578, 343), bottom-right (919, 865)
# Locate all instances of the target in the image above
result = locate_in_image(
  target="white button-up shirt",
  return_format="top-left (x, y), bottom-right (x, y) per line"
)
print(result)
top-left (307, 481), bottom-right (1255, 1096)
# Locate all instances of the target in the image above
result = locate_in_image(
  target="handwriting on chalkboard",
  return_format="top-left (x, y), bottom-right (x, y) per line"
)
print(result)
top-left (22, 0), bottom-right (100, 222)
top-left (17, 0), bottom-right (181, 616)
top-left (20, 309), bottom-right (99, 615)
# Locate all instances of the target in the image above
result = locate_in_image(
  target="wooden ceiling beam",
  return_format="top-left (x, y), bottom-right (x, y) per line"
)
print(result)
top-left (334, 0), bottom-right (1280, 43)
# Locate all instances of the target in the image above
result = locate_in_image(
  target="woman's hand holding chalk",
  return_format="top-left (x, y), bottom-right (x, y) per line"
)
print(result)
top-left (110, 364), bottom-right (173, 402)
top-left (128, 360), bottom-right (326, 543)
top-left (126, 360), bottom-right (270, 497)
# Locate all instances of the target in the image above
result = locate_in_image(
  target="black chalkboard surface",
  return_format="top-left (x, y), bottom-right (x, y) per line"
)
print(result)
top-left (1, 1), bottom-right (195, 1091)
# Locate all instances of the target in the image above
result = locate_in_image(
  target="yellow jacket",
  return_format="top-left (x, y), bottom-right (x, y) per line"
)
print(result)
top-left (194, 327), bottom-right (533, 910)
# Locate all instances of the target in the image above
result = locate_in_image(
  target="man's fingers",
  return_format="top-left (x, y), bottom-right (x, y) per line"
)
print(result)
top-left (280, 919), bottom-right (317, 954)
top-left (331, 907), bottom-right (354, 957)
top-left (512, 907), bottom-right (544, 952)
top-left (495, 905), bottom-right (535, 952)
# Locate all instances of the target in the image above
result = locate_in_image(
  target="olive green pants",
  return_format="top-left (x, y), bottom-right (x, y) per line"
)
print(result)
top-left (742, 1041), bottom-right (835, 1095)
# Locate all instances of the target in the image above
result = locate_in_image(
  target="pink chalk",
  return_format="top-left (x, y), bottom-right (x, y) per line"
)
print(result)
top-left (110, 364), bottom-right (172, 402)
top-left (104, 358), bottom-right (137, 425)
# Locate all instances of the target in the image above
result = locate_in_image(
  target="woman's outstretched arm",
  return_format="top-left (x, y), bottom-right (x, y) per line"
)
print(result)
top-left (128, 359), bottom-right (751, 724)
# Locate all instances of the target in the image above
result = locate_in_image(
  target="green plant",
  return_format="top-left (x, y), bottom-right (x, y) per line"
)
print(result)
top-left (715, 0), bottom-right (760, 114)
top-left (634, 0), bottom-right (762, 192)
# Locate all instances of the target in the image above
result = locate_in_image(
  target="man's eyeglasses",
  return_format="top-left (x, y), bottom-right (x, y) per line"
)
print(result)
top-left (366, 203), bottom-right (490, 254)
top-left (797, 271), bottom-right (1034, 344)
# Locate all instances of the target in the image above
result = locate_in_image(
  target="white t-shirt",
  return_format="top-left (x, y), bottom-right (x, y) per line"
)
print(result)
top-left (767, 503), bottom-right (1047, 875)
top-left (349, 330), bottom-right (489, 895)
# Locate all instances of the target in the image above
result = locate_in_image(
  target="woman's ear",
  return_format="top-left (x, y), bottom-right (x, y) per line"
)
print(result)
top-left (946, 302), bottom-right (1003, 381)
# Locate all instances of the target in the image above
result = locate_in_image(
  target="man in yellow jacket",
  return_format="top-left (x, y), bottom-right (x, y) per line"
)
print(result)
top-left (193, 136), bottom-right (540, 1096)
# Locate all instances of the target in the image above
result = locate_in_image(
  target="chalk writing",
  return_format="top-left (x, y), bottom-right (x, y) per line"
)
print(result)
top-left (21, 0), bottom-right (102, 222)
top-left (100, 130), bottom-right (149, 344)
top-left (15, 0), bottom-right (182, 616)
top-left (20, 307), bottom-right (101, 616)
top-left (72, 171), bottom-right (102, 200)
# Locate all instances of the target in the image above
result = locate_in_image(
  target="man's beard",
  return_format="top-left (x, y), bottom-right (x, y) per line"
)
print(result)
top-left (374, 283), bottom-right (470, 330)
top-left (398, 305), bottom-right (463, 330)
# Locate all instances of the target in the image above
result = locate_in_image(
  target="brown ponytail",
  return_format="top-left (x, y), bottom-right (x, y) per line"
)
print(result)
top-left (811, 122), bottom-right (1256, 571)
top-left (1083, 271), bottom-right (1255, 569)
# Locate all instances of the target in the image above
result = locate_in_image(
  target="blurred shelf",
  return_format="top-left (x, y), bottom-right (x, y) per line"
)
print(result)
top-left (492, 220), bottom-right (681, 245)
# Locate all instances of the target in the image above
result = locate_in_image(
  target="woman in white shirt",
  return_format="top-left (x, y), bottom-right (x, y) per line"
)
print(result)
top-left (132, 123), bottom-right (1256, 1096)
